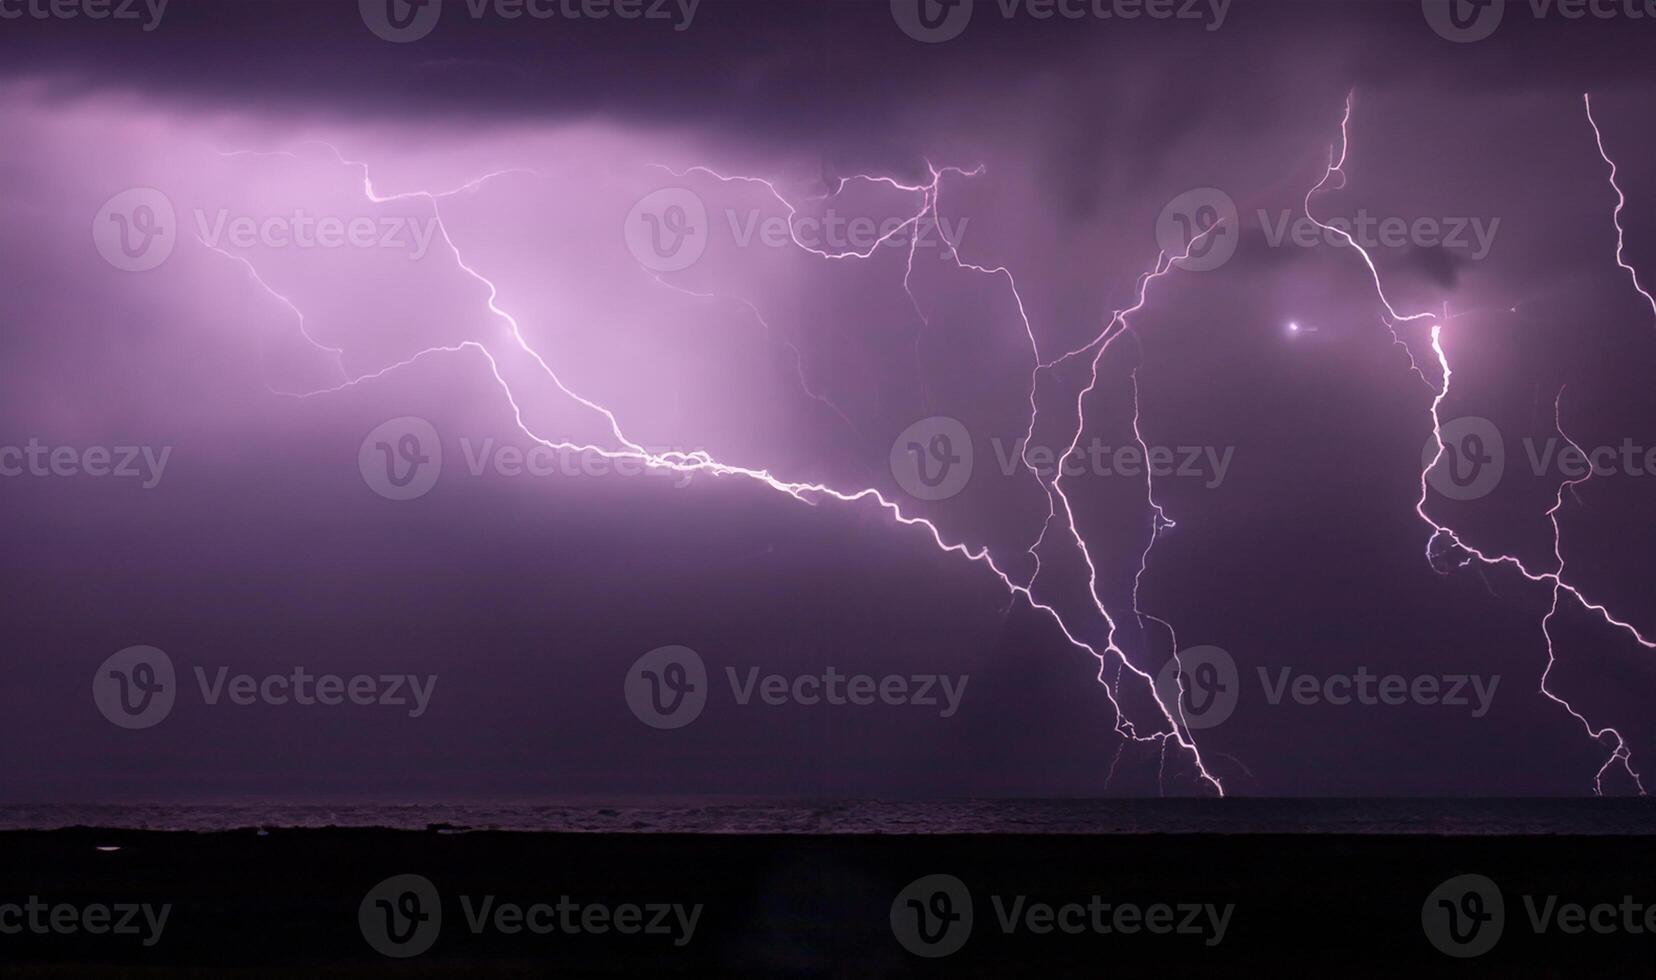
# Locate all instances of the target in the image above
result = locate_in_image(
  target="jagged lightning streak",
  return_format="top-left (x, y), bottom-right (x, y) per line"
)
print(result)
top-left (1583, 93), bottom-right (1656, 324)
top-left (643, 274), bottom-right (861, 435)
top-left (1540, 388), bottom-right (1644, 794)
top-left (214, 144), bottom-right (1225, 794)
top-left (1014, 216), bottom-right (1235, 785)
top-left (1415, 325), bottom-right (1652, 792)
top-left (662, 158), bottom-right (1226, 789)
top-left (198, 242), bottom-right (351, 393)
top-left (206, 90), bottom-right (1656, 796)
top-left (206, 145), bottom-right (539, 395)
top-left (1314, 92), bottom-right (1653, 793)
top-left (644, 159), bottom-right (1209, 767)
top-left (903, 161), bottom-right (1230, 784)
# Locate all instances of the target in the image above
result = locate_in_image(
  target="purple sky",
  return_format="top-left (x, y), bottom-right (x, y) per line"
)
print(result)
top-left (2, 0), bottom-right (1655, 798)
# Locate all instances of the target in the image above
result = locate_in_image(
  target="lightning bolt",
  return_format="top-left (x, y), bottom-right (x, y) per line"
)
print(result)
top-left (1312, 92), bottom-right (1653, 793)
top-left (1540, 388), bottom-right (1644, 794)
top-left (210, 144), bottom-right (1227, 794)
top-left (658, 159), bottom-right (1228, 791)
top-left (204, 89), bottom-right (1650, 796)
top-left (1583, 93), bottom-right (1656, 324)
top-left (198, 242), bottom-right (351, 394)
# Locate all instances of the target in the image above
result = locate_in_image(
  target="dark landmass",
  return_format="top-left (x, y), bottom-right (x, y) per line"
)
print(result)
top-left (3, 828), bottom-right (1653, 976)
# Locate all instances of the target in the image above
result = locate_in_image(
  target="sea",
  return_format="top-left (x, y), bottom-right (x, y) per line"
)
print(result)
top-left (3, 798), bottom-right (1655, 834)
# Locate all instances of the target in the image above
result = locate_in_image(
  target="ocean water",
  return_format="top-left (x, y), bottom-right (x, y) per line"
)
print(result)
top-left (3, 798), bottom-right (1655, 834)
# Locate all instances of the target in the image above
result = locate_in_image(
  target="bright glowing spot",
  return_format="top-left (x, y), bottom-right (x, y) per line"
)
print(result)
top-left (1288, 321), bottom-right (1300, 333)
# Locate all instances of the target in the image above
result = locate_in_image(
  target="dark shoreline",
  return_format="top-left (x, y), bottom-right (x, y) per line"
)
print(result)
top-left (4, 827), bottom-right (1655, 976)
top-left (6, 796), bottom-right (1656, 834)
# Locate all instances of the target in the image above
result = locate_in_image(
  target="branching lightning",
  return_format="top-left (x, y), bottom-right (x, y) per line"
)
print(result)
top-left (204, 143), bottom-right (1226, 793)
top-left (202, 88), bottom-right (1652, 796)
top-left (1540, 388), bottom-right (1644, 794)
top-left (1312, 92), bottom-right (1654, 793)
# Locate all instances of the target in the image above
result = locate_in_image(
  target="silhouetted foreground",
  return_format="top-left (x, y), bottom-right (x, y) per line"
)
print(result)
top-left (3, 828), bottom-right (1654, 976)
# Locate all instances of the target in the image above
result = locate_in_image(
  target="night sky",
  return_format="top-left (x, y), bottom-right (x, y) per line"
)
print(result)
top-left (2, 0), bottom-right (1655, 799)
